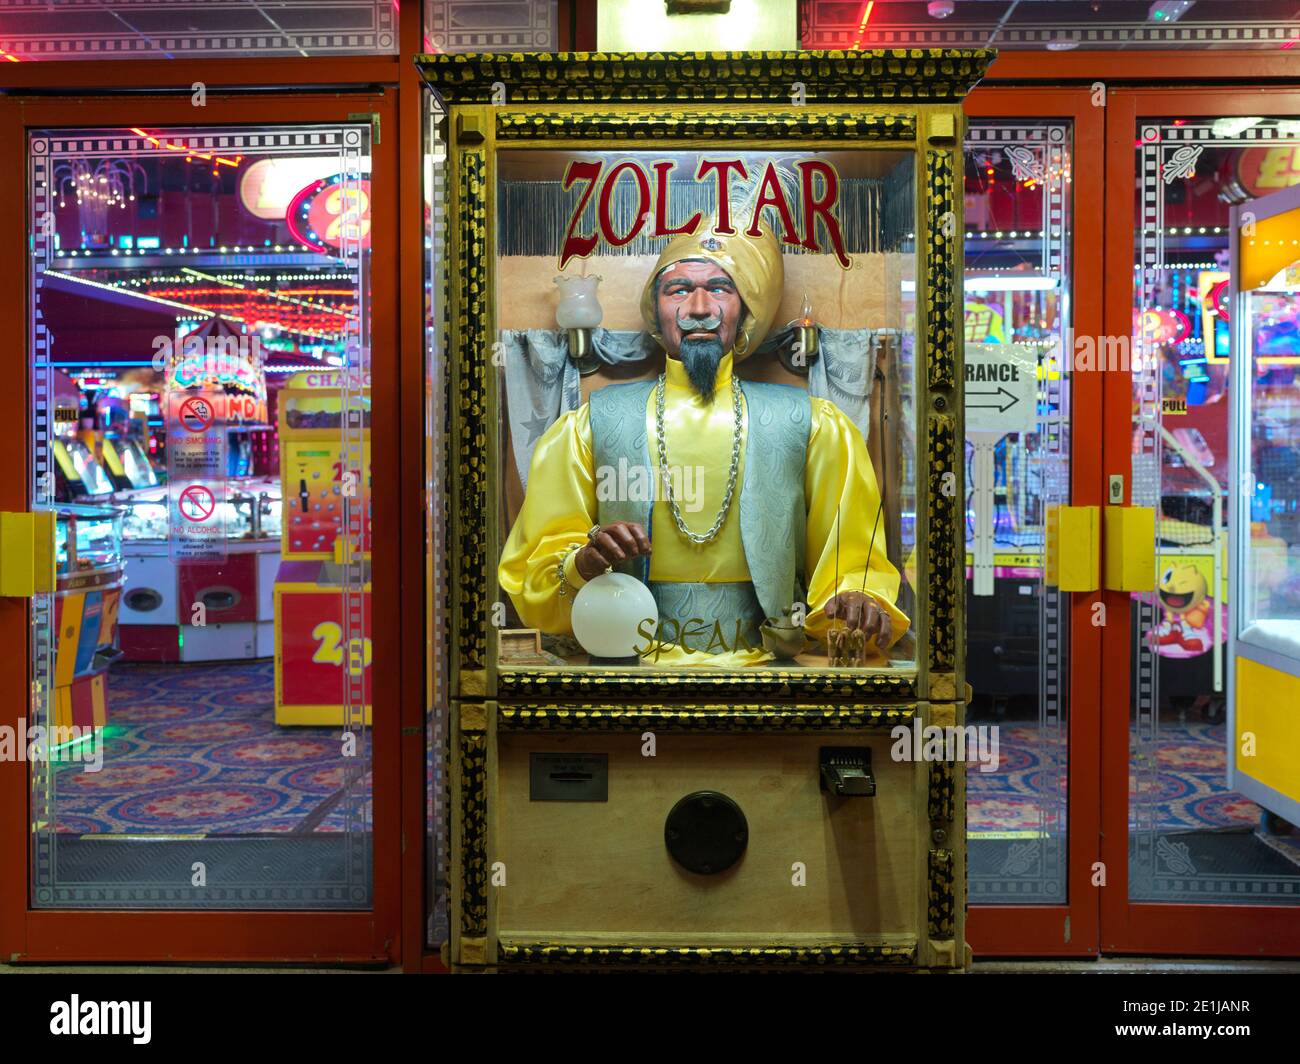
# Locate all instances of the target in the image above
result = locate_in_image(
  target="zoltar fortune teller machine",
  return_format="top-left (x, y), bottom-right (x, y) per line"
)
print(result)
top-left (422, 50), bottom-right (989, 971)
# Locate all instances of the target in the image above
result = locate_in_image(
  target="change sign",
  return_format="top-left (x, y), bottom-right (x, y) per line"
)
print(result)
top-left (964, 342), bottom-right (1037, 436)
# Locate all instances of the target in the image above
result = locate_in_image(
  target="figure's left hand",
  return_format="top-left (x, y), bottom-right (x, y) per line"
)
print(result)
top-left (825, 591), bottom-right (893, 650)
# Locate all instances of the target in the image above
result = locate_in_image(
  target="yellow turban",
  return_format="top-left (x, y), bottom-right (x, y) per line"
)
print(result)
top-left (640, 217), bottom-right (784, 361)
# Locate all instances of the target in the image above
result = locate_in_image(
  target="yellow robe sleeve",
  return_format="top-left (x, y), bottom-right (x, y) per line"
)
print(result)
top-left (802, 397), bottom-right (910, 649)
top-left (497, 406), bottom-right (597, 635)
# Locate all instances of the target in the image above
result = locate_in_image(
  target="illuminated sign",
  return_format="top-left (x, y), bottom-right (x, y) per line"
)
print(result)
top-left (964, 300), bottom-right (1006, 344)
top-left (1237, 146), bottom-right (1300, 197)
top-left (1136, 307), bottom-right (1192, 346)
top-left (239, 157), bottom-right (350, 221)
top-left (287, 176), bottom-right (372, 254)
top-left (158, 328), bottom-right (266, 413)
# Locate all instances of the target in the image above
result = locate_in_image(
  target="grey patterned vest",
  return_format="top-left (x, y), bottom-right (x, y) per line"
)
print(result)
top-left (588, 377), bottom-right (811, 650)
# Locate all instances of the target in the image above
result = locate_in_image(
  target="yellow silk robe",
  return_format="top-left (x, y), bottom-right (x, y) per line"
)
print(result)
top-left (499, 353), bottom-right (909, 666)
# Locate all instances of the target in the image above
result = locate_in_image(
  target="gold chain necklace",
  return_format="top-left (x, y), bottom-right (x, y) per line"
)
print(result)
top-left (654, 372), bottom-right (743, 545)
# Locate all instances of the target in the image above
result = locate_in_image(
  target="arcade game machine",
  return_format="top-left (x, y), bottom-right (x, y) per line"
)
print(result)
top-left (272, 368), bottom-right (371, 724)
top-left (1229, 184), bottom-right (1300, 835)
top-left (49, 371), bottom-right (125, 734)
top-left (51, 371), bottom-right (118, 504)
top-left (423, 49), bottom-right (987, 971)
top-left (100, 389), bottom-right (161, 494)
top-left (115, 317), bottom-right (282, 663)
top-left (52, 505), bottom-right (124, 739)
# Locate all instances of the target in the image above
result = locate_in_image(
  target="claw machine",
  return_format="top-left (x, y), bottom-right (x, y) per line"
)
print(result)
top-left (273, 369), bottom-right (372, 724)
top-left (1229, 182), bottom-right (1300, 835)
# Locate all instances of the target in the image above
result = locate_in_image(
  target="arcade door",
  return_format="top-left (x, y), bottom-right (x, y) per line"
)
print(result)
top-left (1099, 87), bottom-right (1300, 956)
top-left (961, 91), bottom-right (1106, 957)
top-left (0, 92), bottom-right (399, 962)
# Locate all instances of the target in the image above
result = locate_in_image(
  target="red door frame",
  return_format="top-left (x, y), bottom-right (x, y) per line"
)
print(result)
top-left (1101, 86), bottom-right (1300, 957)
top-left (0, 88), bottom-right (403, 964)
top-left (959, 86), bottom-right (1105, 957)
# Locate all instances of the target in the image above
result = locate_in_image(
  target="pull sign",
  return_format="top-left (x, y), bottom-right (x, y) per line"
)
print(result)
top-left (1108, 474), bottom-right (1124, 505)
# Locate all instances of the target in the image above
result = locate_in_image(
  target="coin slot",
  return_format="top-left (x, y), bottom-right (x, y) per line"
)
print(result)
top-left (529, 752), bottom-right (608, 801)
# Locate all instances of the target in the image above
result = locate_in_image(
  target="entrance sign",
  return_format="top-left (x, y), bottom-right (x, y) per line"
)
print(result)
top-left (965, 342), bottom-right (1037, 436)
top-left (966, 343), bottom-right (1039, 595)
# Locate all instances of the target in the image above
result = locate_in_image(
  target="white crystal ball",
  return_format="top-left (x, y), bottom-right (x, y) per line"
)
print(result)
top-left (571, 572), bottom-right (658, 660)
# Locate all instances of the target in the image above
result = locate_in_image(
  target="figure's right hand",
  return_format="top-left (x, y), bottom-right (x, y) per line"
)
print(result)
top-left (575, 521), bottom-right (651, 581)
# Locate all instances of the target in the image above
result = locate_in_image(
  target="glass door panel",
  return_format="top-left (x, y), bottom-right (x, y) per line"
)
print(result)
top-left (964, 119), bottom-right (1073, 904)
top-left (1130, 115), bottom-right (1300, 904)
top-left (29, 123), bottom-right (374, 908)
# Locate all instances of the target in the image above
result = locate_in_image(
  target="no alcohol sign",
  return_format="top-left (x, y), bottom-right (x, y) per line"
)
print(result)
top-left (170, 478), bottom-right (226, 560)
top-left (167, 389), bottom-right (227, 561)
top-left (178, 484), bottom-right (216, 522)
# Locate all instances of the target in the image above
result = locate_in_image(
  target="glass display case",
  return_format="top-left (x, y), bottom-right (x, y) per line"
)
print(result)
top-left (116, 477), bottom-right (282, 544)
top-left (491, 145), bottom-right (917, 678)
top-left (1229, 182), bottom-right (1300, 832)
top-left (55, 503), bottom-right (125, 588)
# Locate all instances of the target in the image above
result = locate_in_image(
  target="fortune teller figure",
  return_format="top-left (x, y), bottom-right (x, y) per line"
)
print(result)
top-left (498, 218), bottom-right (909, 666)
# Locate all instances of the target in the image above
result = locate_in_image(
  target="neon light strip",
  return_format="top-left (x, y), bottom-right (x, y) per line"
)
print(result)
top-left (852, 1), bottom-right (875, 49)
top-left (180, 268), bottom-right (355, 319)
top-left (128, 128), bottom-right (242, 169)
top-left (47, 271), bottom-right (346, 342)
top-left (43, 270), bottom-right (215, 317)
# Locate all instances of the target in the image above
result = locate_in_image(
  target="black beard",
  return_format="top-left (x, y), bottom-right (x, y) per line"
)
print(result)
top-left (678, 336), bottom-right (725, 403)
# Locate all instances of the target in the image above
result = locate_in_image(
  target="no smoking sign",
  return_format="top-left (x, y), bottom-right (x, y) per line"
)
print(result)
top-left (178, 395), bottom-right (217, 434)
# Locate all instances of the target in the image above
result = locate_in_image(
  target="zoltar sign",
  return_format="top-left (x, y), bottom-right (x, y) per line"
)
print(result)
top-left (560, 157), bottom-right (851, 268)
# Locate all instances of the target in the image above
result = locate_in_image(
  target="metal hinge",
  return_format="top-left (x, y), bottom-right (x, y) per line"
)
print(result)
top-left (348, 112), bottom-right (380, 145)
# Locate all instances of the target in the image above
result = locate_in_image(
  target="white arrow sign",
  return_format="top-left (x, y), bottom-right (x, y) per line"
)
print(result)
top-left (965, 342), bottom-right (1037, 436)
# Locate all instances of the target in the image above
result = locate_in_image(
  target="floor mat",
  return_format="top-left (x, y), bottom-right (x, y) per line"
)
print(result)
top-left (51, 661), bottom-right (371, 836)
top-left (968, 721), bottom-right (1296, 837)
top-left (39, 835), bottom-right (371, 909)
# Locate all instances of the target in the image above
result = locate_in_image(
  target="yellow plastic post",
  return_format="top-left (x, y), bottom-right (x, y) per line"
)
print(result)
top-left (1103, 506), bottom-right (1156, 592)
top-left (0, 511), bottom-right (56, 597)
top-left (1045, 504), bottom-right (1099, 591)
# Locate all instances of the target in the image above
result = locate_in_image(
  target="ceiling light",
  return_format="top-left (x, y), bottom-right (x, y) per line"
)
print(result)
top-left (927, 1), bottom-right (954, 19)
top-left (1148, 1), bottom-right (1194, 23)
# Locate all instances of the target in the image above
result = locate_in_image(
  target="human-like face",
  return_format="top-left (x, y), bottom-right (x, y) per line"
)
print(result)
top-left (655, 259), bottom-right (744, 359)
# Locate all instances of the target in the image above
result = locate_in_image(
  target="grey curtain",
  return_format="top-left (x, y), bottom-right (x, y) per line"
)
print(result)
top-left (501, 326), bottom-right (878, 487)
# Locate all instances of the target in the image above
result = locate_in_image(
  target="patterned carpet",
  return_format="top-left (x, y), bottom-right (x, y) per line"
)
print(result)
top-left (967, 722), bottom-right (1300, 866)
top-left (52, 661), bottom-right (370, 835)
top-left (53, 664), bottom-right (1296, 870)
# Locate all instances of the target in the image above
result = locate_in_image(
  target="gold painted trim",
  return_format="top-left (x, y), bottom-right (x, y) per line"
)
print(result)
top-left (459, 937), bottom-right (488, 965)
top-left (930, 673), bottom-right (957, 701)
top-left (494, 668), bottom-right (918, 702)
top-left (498, 703), bottom-right (916, 732)
top-left (495, 107), bottom-right (916, 142)
top-left (418, 50), bottom-right (994, 104)
top-left (496, 940), bottom-right (918, 967)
